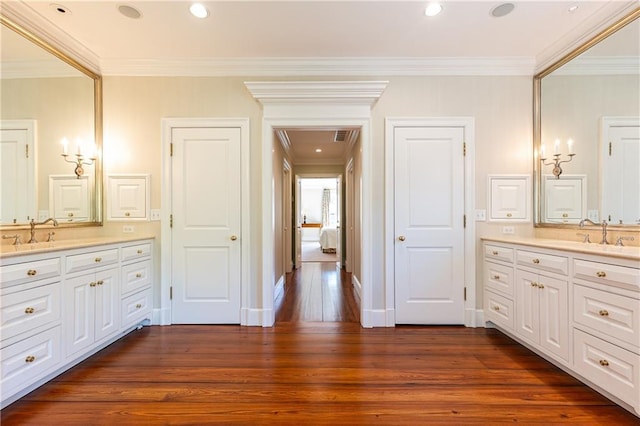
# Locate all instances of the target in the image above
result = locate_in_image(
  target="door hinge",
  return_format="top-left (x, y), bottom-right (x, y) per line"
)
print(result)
top-left (170, 142), bottom-right (174, 157)
top-left (463, 214), bottom-right (467, 228)
top-left (170, 214), bottom-right (173, 228)
top-left (464, 287), bottom-right (467, 301)
top-left (170, 286), bottom-right (173, 300)
top-left (26, 144), bottom-right (29, 158)
top-left (609, 141), bottom-right (612, 156)
top-left (463, 142), bottom-right (467, 156)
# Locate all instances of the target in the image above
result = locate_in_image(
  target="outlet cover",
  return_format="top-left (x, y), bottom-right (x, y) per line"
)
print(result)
top-left (123, 225), bottom-right (135, 233)
top-left (38, 210), bottom-right (50, 221)
top-left (475, 209), bottom-right (486, 221)
top-left (502, 226), bottom-right (515, 234)
top-left (587, 210), bottom-right (599, 222)
top-left (150, 209), bottom-right (161, 221)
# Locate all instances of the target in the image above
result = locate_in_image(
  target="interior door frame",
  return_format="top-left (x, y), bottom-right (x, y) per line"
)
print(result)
top-left (384, 117), bottom-right (478, 327)
top-left (159, 117), bottom-right (251, 325)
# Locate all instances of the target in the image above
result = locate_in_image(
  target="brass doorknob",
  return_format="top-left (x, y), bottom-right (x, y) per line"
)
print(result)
top-left (230, 235), bottom-right (238, 241)
top-left (398, 236), bottom-right (406, 241)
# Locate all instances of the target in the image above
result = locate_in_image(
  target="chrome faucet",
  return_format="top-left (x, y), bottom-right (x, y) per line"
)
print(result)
top-left (579, 218), bottom-right (609, 245)
top-left (29, 218), bottom-right (59, 243)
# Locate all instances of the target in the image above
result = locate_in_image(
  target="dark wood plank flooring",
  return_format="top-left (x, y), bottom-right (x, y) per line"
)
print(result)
top-left (2, 264), bottom-right (638, 424)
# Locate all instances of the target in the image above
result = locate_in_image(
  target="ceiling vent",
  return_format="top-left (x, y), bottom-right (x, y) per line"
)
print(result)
top-left (334, 130), bottom-right (348, 142)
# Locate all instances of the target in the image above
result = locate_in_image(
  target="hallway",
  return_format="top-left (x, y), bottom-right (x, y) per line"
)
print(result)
top-left (274, 263), bottom-right (359, 323)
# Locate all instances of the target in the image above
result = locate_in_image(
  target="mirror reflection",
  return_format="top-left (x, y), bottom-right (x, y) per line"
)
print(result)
top-left (536, 11), bottom-right (640, 227)
top-left (0, 18), bottom-right (101, 227)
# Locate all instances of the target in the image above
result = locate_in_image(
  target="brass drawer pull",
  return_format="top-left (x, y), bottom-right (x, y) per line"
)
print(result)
top-left (596, 271), bottom-right (607, 278)
top-left (530, 282), bottom-right (538, 288)
top-left (532, 258), bottom-right (540, 264)
top-left (136, 303), bottom-right (142, 309)
top-left (492, 274), bottom-right (500, 280)
top-left (25, 355), bottom-right (36, 363)
top-left (136, 273), bottom-right (143, 278)
top-left (68, 212), bottom-right (74, 217)
top-left (97, 280), bottom-right (104, 286)
top-left (94, 257), bottom-right (102, 263)
top-left (90, 282), bottom-right (97, 287)
top-left (506, 213), bottom-right (512, 218)
top-left (599, 359), bottom-right (609, 367)
top-left (492, 251), bottom-right (498, 255)
top-left (26, 269), bottom-right (37, 276)
top-left (599, 310), bottom-right (609, 317)
top-left (493, 306), bottom-right (500, 311)
top-left (24, 307), bottom-right (35, 314)
top-left (137, 249), bottom-right (143, 254)
top-left (125, 212), bottom-right (131, 217)
top-left (538, 283), bottom-right (544, 289)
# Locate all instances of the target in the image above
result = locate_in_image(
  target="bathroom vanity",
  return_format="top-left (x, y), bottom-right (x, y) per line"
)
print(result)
top-left (0, 237), bottom-right (153, 408)
top-left (483, 237), bottom-right (640, 416)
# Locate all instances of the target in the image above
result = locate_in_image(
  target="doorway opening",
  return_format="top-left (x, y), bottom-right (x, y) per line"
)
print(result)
top-left (298, 177), bottom-right (340, 264)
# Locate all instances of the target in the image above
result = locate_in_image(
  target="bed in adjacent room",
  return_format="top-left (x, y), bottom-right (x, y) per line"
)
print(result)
top-left (319, 225), bottom-right (337, 253)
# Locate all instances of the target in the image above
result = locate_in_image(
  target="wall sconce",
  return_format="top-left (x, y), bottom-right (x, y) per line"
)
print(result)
top-left (540, 138), bottom-right (575, 179)
top-left (61, 137), bottom-right (97, 178)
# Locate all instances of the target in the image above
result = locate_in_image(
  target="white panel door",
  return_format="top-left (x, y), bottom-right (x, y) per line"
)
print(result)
top-left (49, 176), bottom-right (90, 222)
top-left (171, 127), bottom-right (242, 324)
top-left (394, 126), bottom-right (465, 324)
top-left (0, 127), bottom-right (34, 224)
top-left (602, 124), bottom-right (640, 224)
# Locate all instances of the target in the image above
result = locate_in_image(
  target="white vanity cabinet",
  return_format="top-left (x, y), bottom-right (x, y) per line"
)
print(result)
top-left (0, 238), bottom-right (153, 408)
top-left (483, 238), bottom-right (640, 417)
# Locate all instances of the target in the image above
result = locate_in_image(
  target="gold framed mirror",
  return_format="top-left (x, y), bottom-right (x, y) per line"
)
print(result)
top-left (534, 8), bottom-right (639, 229)
top-left (1, 15), bottom-right (103, 229)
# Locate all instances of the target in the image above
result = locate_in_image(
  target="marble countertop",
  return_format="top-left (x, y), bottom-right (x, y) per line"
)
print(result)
top-left (482, 236), bottom-right (640, 262)
top-left (0, 236), bottom-right (154, 260)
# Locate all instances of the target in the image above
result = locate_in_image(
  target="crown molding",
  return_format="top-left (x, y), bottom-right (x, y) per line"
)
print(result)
top-left (99, 57), bottom-right (536, 77)
top-left (1, 0), bottom-right (100, 74)
top-left (245, 80), bottom-right (389, 106)
top-left (552, 56), bottom-right (639, 75)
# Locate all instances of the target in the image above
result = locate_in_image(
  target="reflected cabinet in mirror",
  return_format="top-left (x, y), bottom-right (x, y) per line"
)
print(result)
top-left (534, 8), bottom-right (639, 228)
top-left (0, 15), bottom-right (102, 229)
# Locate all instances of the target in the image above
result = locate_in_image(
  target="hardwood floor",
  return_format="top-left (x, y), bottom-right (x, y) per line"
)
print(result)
top-left (2, 265), bottom-right (638, 424)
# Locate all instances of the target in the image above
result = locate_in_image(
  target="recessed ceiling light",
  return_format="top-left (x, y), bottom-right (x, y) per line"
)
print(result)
top-left (490, 3), bottom-right (515, 18)
top-left (315, 149), bottom-right (322, 153)
top-left (118, 4), bottom-right (142, 19)
top-left (190, 3), bottom-right (209, 19)
top-left (568, 5), bottom-right (579, 13)
top-left (50, 4), bottom-right (71, 15)
top-left (424, 3), bottom-right (443, 17)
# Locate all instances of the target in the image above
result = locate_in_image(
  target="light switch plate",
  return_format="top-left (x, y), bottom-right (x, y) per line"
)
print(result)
top-left (475, 209), bottom-right (486, 221)
top-left (502, 226), bottom-right (515, 234)
top-left (123, 225), bottom-right (135, 233)
top-left (587, 210), bottom-right (599, 222)
top-left (150, 209), bottom-right (161, 221)
top-left (38, 210), bottom-right (50, 221)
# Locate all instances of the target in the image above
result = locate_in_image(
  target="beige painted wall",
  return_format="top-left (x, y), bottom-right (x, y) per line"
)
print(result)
top-left (2, 74), bottom-right (557, 315)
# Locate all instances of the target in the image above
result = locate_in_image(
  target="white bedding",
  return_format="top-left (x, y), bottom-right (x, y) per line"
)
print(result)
top-left (319, 226), bottom-right (337, 252)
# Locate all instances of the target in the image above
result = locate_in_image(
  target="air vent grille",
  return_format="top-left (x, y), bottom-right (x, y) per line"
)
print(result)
top-left (334, 130), bottom-right (347, 142)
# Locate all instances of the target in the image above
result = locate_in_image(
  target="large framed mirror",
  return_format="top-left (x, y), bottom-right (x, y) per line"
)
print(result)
top-left (534, 8), bottom-right (639, 229)
top-left (1, 15), bottom-right (102, 229)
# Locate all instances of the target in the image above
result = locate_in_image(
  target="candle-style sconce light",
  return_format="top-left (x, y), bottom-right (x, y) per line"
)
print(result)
top-left (540, 138), bottom-right (575, 179)
top-left (61, 137), bottom-right (97, 178)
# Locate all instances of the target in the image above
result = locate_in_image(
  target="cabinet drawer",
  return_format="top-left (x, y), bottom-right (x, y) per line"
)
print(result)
top-left (484, 244), bottom-right (514, 264)
top-left (1, 282), bottom-right (61, 342)
top-left (574, 259), bottom-right (640, 291)
top-left (121, 242), bottom-right (151, 263)
top-left (121, 261), bottom-right (151, 296)
top-left (0, 258), bottom-right (61, 289)
top-left (1, 326), bottom-right (62, 400)
top-left (516, 250), bottom-right (568, 275)
top-left (485, 290), bottom-right (514, 331)
top-left (574, 284), bottom-right (639, 349)
top-left (573, 329), bottom-right (639, 408)
top-left (66, 248), bottom-right (119, 274)
top-left (121, 288), bottom-right (152, 329)
top-left (485, 261), bottom-right (514, 297)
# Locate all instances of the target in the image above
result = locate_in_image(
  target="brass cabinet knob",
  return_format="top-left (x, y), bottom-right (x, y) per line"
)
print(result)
top-left (68, 212), bottom-right (74, 217)
top-left (230, 235), bottom-right (238, 241)
top-left (125, 212), bottom-right (131, 217)
top-left (24, 307), bottom-right (35, 314)
top-left (25, 355), bottom-right (36, 363)
top-left (97, 280), bottom-right (104, 286)
top-left (89, 282), bottom-right (97, 287)
top-left (493, 306), bottom-right (500, 311)
top-left (137, 249), bottom-right (143, 254)
top-left (530, 282), bottom-right (538, 288)
top-left (598, 310), bottom-right (609, 317)
top-left (599, 359), bottom-right (609, 367)
top-left (398, 236), bottom-right (406, 241)
top-left (95, 257), bottom-right (102, 263)
top-left (532, 258), bottom-right (540, 264)
top-left (136, 273), bottom-right (142, 278)
top-left (492, 275), bottom-right (500, 280)
top-left (506, 213), bottom-right (512, 218)
top-left (596, 271), bottom-right (607, 278)
top-left (492, 251), bottom-right (498, 255)
top-left (27, 269), bottom-right (37, 276)
top-left (136, 304), bottom-right (142, 309)
top-left (538, 283), bottom-right (545, 289)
